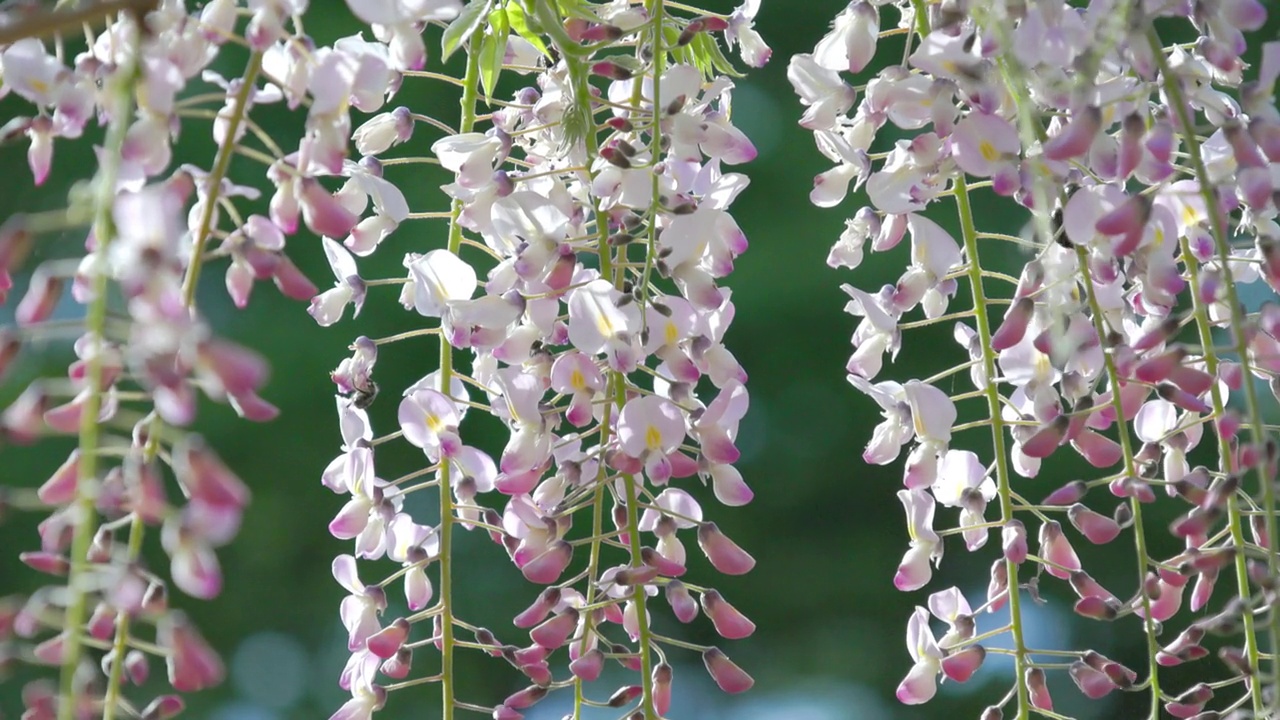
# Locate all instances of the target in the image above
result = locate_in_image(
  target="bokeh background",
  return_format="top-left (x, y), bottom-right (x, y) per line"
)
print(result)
top-left (2, 2), bottom-right (1278, 718)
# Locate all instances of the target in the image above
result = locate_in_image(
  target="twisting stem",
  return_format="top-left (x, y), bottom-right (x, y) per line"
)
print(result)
top-left (1149, 27), bottom-right (1280, 712)
top-left (59, 27), bottom-right (141, 720)
top-left (436, 33), bottom-right (484, 720)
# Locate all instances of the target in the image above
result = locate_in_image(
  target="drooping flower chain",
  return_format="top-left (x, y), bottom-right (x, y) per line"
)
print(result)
top-left (792, 0), bottom-right (1279, 717)
top-left (0, 0), bottom-right (408, 717)
top-left (319, 1), bottom-right (767, 719)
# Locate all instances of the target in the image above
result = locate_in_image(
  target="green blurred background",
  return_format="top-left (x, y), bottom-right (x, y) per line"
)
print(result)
top-left (2, 2), bottom-right (1278, 718)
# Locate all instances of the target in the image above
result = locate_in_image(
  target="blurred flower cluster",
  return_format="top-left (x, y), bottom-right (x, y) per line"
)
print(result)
top-left (793, 0), bottom-right (1280, 717)
top-left (0, 0), bottom-right (445, 716)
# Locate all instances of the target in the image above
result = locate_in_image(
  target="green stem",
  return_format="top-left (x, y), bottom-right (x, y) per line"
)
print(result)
top-left (181, 51), bottom-right (263, 306)
top-left (436, 35), bottom-right (484, 720)
top-left (59, 34), bottom-right (141, 720)
top-left (906, 4), bottom-right (1031, 714)
top-left (1072, 245), bottom-right (1163, 713)
top-left (1180, 235), bottom-right (1266, 714)
top-left (1149, 27), bottom-right (1280, 712)
top-left (955, 174), bottom-right (1031, 719)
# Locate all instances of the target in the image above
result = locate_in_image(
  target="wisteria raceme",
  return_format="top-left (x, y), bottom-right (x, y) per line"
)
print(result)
top-left (794, 0), bottom-right (1280, 718)
top-left (0, 0), bottom-right (414, 717)
top-left (314, 1), bottom-right (765, 718)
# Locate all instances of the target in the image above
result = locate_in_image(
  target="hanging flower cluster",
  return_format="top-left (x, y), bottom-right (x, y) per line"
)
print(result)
top-left (794, 0), bottom-right (1279, 717)
top-left (319, 1), bottom-right (765, 718)
top-left (0, 0), bottom-right (404, 716)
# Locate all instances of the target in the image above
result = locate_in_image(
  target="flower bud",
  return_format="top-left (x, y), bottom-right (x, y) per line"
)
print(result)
top-left (1068, 504), bottom-right (1121, 544)
top-left (941, 645), bottom-right (985, 682)
top-left (703, 647), bottom-right (753, 693)
top-left (1042, 480), bottom-right (1087, 506)
top-left (1026, 667), bottom-right (1053, 710)
top-left (697, 522), bottom-right (755, 575)
top-left (701, 590), bottom-right (755, 639)
top-left (504, 685), bottom-right (547, 710)
top-left (140, 695), bottom-right (184, 720)
top-left (530, 608), bottom-right (578, 649)
top-left (1069, 659), bottom-right (1117, 698)
top-left (520, 540), bottom-right (572, 584)
top-left (1002, 520), bottom-right (1027, 564)
top-left (569, 648), bottom-right (604, 681)
top-left (666, 580), bottom-right (699, 623)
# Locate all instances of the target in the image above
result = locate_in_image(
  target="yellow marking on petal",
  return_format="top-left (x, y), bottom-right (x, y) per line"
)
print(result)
top-left (425, 411), bottom-right (444, 434)
top-left (1034, 351), bottom-right (1053, 381)
top-left (1182, 204), bottom-right (1202, 227)
top-left (30, 79), bottom-right (48, 96)
top-left (645, 425), bottom-right (663, 450)
top-left (664, 320), bottom-right (679, 346)
top-left (595, 312), bottom-right (615, 337)
top-left (570, 369), bottom-right (586, 392)
top-left (979, 140), bottom-right (1000, 163)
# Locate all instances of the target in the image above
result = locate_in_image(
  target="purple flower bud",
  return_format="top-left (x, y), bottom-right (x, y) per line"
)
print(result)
top-left (140, 695), bottom-right (184, 720)
top-left (569, 648), bottom-right (604, 681)
top-left (1069, 571), bottom-right (1118, 604)
top-left (991, 297), bottom-right (1034, 351)
top-left (697, 522), bottom-right (755, 575)
top-left (1074, 596), bottom-right (1119, 621)
top-left (504, 685), bottom-right (548, 710)
top-left (36, 450), bottom-right (80, 506)
top-left (1042, 480), bottom-right (1087, 506)
top-left (513, 588), bottom-right (560, 628)
top-left (1002, 520), bottom-right (1027, 564)
top-left (1069, 659), bottom-right (1117, 698)
top-left (703, 648), bottom-right (754, 693)
top-left (1218, 645), bottom-right (1251, 675)
top-left (666, 580), bottom-right (699, 623)
top-left (381, 647), bottom-right (412, 679)
top-left (1162, 625), bottom-right (1208, 666)
top-left (640, 546), bottom-right (686, 577)
top-left (653, 662), bottom-right (674, 715)
top-left (1022, 415), bottom-right (1069, 459)
top-left (520, 540), bottom-right (572, 584)
top-left (1044, 106), bottom-right (1102, 161)
top-left (1165, 683), bottom-right (1213, 718)
top-left (159, 612), bottom-right (224, 692)
top-left (125, 650), bottom-right (149, 685)
top-left (606, 685), bottom-right (643, 708)
top-left (941, 645), bottom-right (985, 683)
top-left (299, 178), bottom-right (358, 238)
top-left (530, 608), bottom-right (578, 649)
top-left (1038, 521), bottom-right (1081, 579)
top-left (1068, 504), bottom-right (1121, 544)
top-left (367, 618), bottom-right (409, 659)
top-left (701, 590), bottom-right (755, 639)
top-left (15, 268), bottom-right (62, 326)
top-left (491, 705), bottom-right (522, 720)
top-left (1026, 667), bottom-right (1053, 710)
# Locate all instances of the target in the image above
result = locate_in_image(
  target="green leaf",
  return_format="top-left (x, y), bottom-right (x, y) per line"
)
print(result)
top-left (442, 0), bottom-right (491, 62)
top-left (505, 1), bottom-right (551, 59)
top-left (701, 32), bottom-right (745, 79)
top-left (479, 7), bottom-right (510, 101)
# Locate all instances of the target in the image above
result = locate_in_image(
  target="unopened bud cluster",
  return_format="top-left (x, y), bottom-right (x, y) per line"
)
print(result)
top-left (793, 0), bottom-right (1280, 717)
